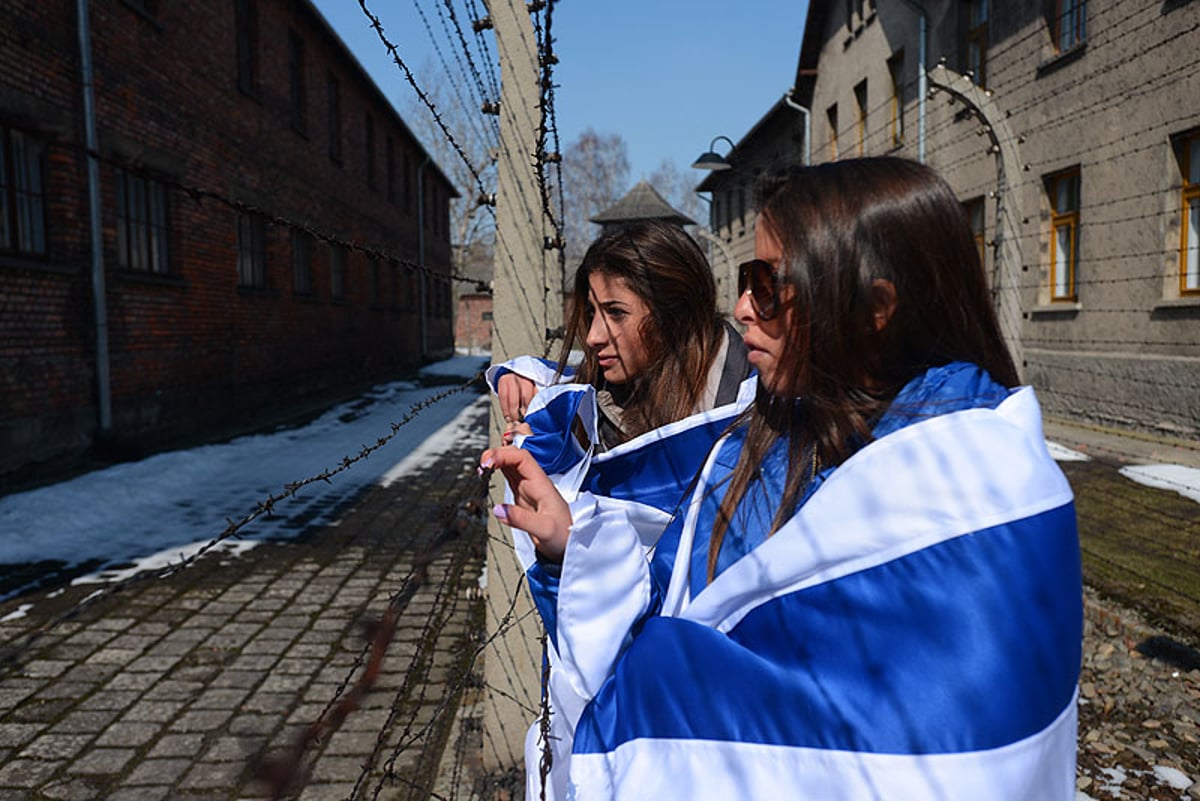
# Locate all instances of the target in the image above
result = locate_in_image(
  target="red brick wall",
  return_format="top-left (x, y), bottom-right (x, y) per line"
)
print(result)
top-left (0, 0), bottom-right (457, 486)
top-left (456, 293), bottom-right (494, 354)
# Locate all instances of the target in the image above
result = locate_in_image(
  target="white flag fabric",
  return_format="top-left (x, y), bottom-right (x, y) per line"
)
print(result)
top-left (541, 382), bottom-right (1081, 801)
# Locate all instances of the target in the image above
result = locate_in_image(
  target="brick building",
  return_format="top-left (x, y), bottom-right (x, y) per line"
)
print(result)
top-left (0, 0), bottom-right (457, 488)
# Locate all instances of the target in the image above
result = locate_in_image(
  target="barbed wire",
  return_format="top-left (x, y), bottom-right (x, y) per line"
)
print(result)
top-left (0, 375), bottom-right (483, 673)
top-left (464, 0), bottom-right (504, 115)
top-left (8, 5), bottom-right (1200, 800)
top-left (409, 0), bottom-right (499, 147)
top-left (438, 0), bottom-right (500, 136)
top-left (356, 0), bottom-right (492, 208)
top-left (71, 139), bottom-right (484, 294)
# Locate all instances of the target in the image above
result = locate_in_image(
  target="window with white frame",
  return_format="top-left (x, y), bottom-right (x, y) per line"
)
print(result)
top-left (1047, 168), bottom-right (1080, 301)
top-left (117, 169), bottom-right (170, 273)
top-left (1180, 132), bottom-right (1200, 295)
top-left (0, 125), bottom-right (48, 257)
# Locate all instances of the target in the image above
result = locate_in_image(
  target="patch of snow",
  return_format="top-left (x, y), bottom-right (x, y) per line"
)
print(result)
top-left (1047, 441), bottom-right (1091, 462)
top-left (1153, 765), bottom-right (1193, 790)
top-left (1119, 464), bottom-right (1200, 505)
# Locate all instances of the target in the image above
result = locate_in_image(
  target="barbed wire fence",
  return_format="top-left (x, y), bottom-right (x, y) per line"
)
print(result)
top-left (0, 0), bottom-right (561, 798)
top-left (2, 1), bottom-right (1199, 799)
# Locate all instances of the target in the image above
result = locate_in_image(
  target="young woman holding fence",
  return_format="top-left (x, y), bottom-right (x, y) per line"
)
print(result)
top-left (489, 219), bottom-right (752, 452)
top-left (486, 219), bottom-right (756, 800)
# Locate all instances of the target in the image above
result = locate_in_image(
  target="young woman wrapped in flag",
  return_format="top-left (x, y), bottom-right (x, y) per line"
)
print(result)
top-left (483, 157), bottom-right (1082, 801)
top-left (485, 219), bottom-right (755, 799)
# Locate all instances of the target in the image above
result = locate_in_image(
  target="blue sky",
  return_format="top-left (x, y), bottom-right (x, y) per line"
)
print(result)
top-left (309, 0), bottom-right (810, 184)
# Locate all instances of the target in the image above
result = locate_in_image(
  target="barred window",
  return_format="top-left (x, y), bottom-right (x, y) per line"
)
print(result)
top-left (117, 169), bottom-right (170, 273)
top-left (365, 112), bottom-right (376, 191)
top-left (288, 29), bottom-right (306, 134)
top-left (386, 136), bottom-right (396, 203)
top-left (237, 212), bottom-right (266, 287)
top-left (235, 0), bottom-right (258, 96)
top-left (330, 243), bottom-right (346, 299)
top-left (125, 0), bottom-right (160, 16)
top-left (327, 72), bottom-right (342, 164)
top-left (0, 125), bottom-right (47, 257)
top-left (404, 149), bottom-right (413, 212)
top-left (292, 229), bottom-right (312, 294)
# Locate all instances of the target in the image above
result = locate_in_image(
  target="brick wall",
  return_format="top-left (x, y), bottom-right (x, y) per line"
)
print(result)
top-left (0, 0), bottom-right (458, 488)
top-left (455, 293), bottom-right (494, 354)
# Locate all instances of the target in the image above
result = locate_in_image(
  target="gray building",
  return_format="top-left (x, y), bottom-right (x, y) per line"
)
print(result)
top-left (699, 0), bottom-right (1200, 440)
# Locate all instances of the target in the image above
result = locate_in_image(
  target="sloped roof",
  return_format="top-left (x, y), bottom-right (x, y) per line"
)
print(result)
top-left (589, 180), bottom-right (696, 226)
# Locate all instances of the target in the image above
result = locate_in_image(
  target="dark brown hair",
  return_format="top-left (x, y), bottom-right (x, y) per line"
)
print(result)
top-left (707, 157), bottom-right (1019, 580)
top-left (557, 220), bottom-right (722, 441)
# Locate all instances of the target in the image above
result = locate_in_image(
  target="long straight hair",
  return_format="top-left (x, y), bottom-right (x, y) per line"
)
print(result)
top-left (707, 157), bottom-right (1019, 580)
top-left (557, 221), bottom-right (723, 440)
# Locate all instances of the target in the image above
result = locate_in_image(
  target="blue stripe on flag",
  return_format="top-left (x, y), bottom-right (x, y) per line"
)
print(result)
top-left (583, 417), bottom-right (733, 513)
top-left (574, 502), bottom-right (1080, 756)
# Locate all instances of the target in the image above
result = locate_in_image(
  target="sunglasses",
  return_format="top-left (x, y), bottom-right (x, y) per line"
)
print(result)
top-left (738, 259), bottom-right (781, 320)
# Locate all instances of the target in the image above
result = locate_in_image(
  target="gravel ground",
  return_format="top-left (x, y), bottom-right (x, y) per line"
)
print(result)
top-left (1078, 587), bottom-right (1200, 799)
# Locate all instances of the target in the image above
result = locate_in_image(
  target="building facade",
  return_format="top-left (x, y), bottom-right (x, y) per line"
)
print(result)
top-left (0, 0), bottom-right (458, 488)
top-left (706, 0), bottom-right (1200, 439)
top-left (695, 97), bottom-right (810, 313)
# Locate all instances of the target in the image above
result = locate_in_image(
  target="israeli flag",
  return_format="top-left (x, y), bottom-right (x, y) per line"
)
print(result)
top-left (487, 357), bottom-right (757, 801)
top-left (487, 357), bottom-right (756, 570)
top-left (551, 386), bottom-right (1081, 800)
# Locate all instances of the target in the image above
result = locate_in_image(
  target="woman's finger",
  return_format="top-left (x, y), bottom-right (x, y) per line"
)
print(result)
top-left (517, 379), bottom-right (536, 420)
top-left (497, 374), bottom-right (520, 422)
top-left (494, 502), bottom-right (569, 562)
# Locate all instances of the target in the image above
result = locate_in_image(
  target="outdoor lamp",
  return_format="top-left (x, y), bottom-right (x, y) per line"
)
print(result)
top-left (691, 135), bottom-right (735, 170)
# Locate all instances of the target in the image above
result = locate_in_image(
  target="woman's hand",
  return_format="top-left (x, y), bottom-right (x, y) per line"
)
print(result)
top-left (481, 446), bottom-right (572, 562)
top-left (497, 373), bottom-right (537, 425)
top-left (501, 420), bottom-right (534, 445)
